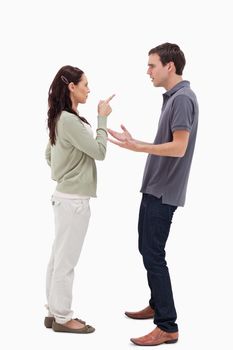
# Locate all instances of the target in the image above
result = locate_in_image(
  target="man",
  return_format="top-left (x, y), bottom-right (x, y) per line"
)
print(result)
top-left (108, 42), bottom-right (198, 346)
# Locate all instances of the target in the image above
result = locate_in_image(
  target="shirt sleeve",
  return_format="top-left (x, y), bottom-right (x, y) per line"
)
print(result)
top-left (45, 141), bottom-right (51, 166)
top-left (171, 95), bottom-right (194, 133)
top-left (63, 115), bottom-right (108, 160)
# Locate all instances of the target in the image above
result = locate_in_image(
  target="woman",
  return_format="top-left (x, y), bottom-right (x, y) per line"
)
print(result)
top-left (44, 65), bottom-right (114, 333)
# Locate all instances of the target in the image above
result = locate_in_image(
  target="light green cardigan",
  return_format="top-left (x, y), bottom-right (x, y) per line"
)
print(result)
top-left (45, 111), bottom-right (108, 197)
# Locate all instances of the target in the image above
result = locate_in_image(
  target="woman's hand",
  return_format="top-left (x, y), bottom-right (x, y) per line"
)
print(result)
top-left (98, 94), bottom-right (115, 117)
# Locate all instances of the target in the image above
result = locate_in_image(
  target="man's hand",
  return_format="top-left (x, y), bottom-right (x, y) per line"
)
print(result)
top-left (107, 124), bottom-right (133, 142)
top-left (108, 125), bottom-right (140, 151)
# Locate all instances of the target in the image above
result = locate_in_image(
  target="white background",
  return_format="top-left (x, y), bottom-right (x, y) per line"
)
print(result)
top-left (0, 0), bottom-right (232, 349)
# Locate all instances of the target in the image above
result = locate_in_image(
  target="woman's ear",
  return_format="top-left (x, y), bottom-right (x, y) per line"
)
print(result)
top-left (68, 82), bottom-right (75, 92)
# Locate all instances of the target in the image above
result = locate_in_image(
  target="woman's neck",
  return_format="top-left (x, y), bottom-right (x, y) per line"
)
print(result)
top-left (72, 102), bottom-right (78, 113)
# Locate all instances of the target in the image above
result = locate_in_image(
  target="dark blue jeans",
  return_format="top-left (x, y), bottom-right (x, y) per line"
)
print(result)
top-left (138, 193), bottom-right (178, 332)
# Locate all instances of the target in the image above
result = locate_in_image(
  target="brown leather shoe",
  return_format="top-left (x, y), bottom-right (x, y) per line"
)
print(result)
top-left (130, 327), bottom-right (178, 346)
top-left (125, 305), bottom-right (154, 319)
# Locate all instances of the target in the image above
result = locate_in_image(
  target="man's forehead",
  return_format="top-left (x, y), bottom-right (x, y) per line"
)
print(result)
top-left (148, 53), bottom-right (160, 64)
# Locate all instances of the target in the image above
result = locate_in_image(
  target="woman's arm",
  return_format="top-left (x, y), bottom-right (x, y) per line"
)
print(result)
top-left (45, 141), bottom-right (51, 166)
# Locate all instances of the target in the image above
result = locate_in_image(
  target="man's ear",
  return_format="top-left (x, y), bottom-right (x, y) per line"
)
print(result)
top-left (167, 61), bottom-right (175, 73)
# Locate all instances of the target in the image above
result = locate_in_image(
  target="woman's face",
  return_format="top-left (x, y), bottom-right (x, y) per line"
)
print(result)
top-left (69, 74), bottom-right (90, 105)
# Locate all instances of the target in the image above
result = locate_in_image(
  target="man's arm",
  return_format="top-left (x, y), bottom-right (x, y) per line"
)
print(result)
top-left (108, 128), bottom-right (190, 158)
top-left (138, 130), bottom-right (190, 157)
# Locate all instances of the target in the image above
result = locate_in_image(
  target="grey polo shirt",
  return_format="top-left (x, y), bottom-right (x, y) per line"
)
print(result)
top-left (140, 80), bottom-right (198, 207)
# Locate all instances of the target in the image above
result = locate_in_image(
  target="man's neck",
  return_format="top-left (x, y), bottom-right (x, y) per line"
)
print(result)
top-left (164, 76), bottom-right (183, 91)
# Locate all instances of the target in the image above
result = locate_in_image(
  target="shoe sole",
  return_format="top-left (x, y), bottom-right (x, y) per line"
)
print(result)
top-left (125, 313), bottom-right (154, 320)
top-left (131, 338), bottom-right (178, 346)
top-left (165, 339), bottom-right (178, 344)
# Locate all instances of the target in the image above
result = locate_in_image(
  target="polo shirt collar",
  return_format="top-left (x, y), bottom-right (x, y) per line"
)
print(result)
top-left (163, 80), bottom-right (190, 98)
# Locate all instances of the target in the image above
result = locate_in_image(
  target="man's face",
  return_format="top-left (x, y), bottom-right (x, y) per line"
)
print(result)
top-left (147, 53), bottom-right (169, 88)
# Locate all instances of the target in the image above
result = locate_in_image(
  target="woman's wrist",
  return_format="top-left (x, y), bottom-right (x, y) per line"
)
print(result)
top-left (97, 115), bottom-right (107, 129)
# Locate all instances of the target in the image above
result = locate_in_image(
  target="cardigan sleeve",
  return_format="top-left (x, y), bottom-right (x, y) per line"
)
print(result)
top-left (45, 141), bottom-right (51, 166)
top-left (62, 115), bottom-right (108, 160)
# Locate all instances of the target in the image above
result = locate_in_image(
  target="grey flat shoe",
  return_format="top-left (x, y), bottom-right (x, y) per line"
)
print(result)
top-left (44, 317), bottom-right (54, 328)
top-left (44, 317), bottom-right (86, 329)
top-left (52, 320), bottom-right (95, 334)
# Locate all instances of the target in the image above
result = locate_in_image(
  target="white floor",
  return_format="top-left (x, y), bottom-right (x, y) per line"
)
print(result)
top-left (2, 192), bottom-right (231, 350)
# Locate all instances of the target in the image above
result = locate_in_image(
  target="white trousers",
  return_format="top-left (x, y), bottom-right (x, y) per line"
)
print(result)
top-left (46, 195), bottom-right (91, 324)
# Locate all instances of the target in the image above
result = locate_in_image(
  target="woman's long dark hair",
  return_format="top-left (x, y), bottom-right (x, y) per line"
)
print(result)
top-left (47, 65), bottom-right (90, 145)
